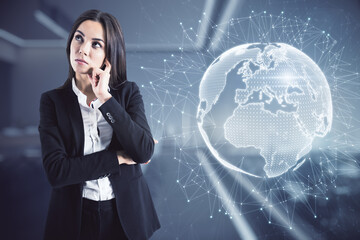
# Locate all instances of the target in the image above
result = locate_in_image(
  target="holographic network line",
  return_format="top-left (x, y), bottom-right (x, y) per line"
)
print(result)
top-left (140, 11), bottom-right (360, 236)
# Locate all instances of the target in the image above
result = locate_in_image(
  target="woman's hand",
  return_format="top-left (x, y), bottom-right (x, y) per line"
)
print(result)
top-left (117, 152), bottom-right (137, 165)
top-left (88, 59), bottom-right (112, 103)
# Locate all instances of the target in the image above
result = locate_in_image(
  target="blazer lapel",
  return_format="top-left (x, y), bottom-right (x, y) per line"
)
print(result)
top-left (62, 84), bottom-right (85, 156)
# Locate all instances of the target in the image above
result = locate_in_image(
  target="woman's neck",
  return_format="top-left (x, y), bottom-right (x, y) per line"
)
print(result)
top-left (75, 74), bottom-right (93, 95)
top-left (75, 74), bottom-right (96, 105)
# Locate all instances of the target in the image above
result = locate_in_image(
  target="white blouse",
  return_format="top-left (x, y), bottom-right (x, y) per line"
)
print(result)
top-left (72, 78), bottom-right (115, 201)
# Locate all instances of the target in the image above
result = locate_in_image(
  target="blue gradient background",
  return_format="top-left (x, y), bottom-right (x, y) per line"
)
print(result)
top-left (0, 0), bottom-right (360, 239)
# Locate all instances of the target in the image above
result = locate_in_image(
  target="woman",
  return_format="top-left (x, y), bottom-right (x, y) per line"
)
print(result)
top-left (38, 9), bottom-right (160, 240)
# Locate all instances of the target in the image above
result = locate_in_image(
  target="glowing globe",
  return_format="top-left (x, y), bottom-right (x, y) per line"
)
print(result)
top-left (197, 43), bottom-right (332, 178)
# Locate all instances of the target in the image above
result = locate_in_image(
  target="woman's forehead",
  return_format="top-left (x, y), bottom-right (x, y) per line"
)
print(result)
top-left (76, 20), bottom-right (105, 40)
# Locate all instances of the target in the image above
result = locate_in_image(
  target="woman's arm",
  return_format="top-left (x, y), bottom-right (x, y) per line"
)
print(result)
top-left (99, 82), bottom-right (155, 163)
top-left (39, 92), bottom-right (119, 188)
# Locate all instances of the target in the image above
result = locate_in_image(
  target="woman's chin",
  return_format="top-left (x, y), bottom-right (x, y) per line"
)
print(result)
top-left (72, 63), bottom-right (89, 73)
top-left (74, 68), bottom-right (91, 75)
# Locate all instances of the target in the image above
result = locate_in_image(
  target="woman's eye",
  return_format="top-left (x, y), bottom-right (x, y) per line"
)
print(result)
top-left (92, 42), bottom-right (102, 48)
top-left (75, 35), bottom-right (83, 41)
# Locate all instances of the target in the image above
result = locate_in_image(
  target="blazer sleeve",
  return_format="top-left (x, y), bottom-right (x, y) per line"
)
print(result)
top-left (99, 82), bottom-right (154, 163)
top-left (38, 92), bottom-right (119, 188)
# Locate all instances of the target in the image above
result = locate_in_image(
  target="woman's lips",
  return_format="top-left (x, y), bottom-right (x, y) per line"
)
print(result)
top-left (75, 59), bottom-right (88, 65)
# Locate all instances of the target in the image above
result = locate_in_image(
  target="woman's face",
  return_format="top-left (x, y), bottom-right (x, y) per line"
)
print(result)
top-left (70, 20), bottom-right (106, 78)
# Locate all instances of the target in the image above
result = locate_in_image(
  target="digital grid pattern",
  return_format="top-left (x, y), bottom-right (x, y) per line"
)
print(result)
top-left (139, 11), bottom-right (360, 234)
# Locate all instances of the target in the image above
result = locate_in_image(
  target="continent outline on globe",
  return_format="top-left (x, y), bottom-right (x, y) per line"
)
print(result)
top-left (197, 43), bottom-right (332, 178)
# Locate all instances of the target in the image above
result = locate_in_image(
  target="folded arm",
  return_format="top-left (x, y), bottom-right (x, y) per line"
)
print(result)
top-left (99, 82), bottom-right (155, 163)
top-left (39, 92), bottom-right (119, 188)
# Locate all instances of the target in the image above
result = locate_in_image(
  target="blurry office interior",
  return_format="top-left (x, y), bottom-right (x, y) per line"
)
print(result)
top-left (1, 0), bottom-right (360, 239)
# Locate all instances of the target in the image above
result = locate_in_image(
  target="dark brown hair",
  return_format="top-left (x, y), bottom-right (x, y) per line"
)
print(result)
top-left (62, 9), bottom-right (127, 89)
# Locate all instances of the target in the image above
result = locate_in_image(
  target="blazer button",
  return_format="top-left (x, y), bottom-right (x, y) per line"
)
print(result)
top-left (106, 112), bottom-right (114, 120)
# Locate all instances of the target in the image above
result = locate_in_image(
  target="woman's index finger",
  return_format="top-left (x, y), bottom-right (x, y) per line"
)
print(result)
top-left (104, 58), bottom-right (111, 73)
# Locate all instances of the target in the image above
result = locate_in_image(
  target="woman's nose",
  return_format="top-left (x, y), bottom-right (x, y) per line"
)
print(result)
top-left (79, 43), bottom-right (90, 56)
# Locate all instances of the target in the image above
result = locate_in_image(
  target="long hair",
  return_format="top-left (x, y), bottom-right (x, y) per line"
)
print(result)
top-left (62, 9), bottom-right (127, 89)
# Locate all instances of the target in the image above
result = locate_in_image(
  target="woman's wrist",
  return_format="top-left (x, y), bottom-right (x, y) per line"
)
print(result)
top-left (98, 93), bottom-right (112, 104)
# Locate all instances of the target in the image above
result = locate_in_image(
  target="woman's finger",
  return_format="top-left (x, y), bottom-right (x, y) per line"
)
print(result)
top-left (92, 68), bottom-right (100, 81)
top-left (88, 72), bottom-right (95, 86)
top-left (104, 58), bottom-right (111, 73)
top-left (123, 158), bottom-right (136, 165)
top-left (117, 154), bottom-right (136, 165)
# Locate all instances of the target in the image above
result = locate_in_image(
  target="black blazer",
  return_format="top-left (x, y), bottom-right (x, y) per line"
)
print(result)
top-left (38, 80), bottom-right (160, 240)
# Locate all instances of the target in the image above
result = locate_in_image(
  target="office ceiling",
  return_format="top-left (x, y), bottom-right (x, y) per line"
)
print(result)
top-left (0, 0), bottom-right (209, 47)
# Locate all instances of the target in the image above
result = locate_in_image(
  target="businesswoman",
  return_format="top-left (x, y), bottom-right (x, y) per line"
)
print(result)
top-left (38, 9), bottom-right (160, 240)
